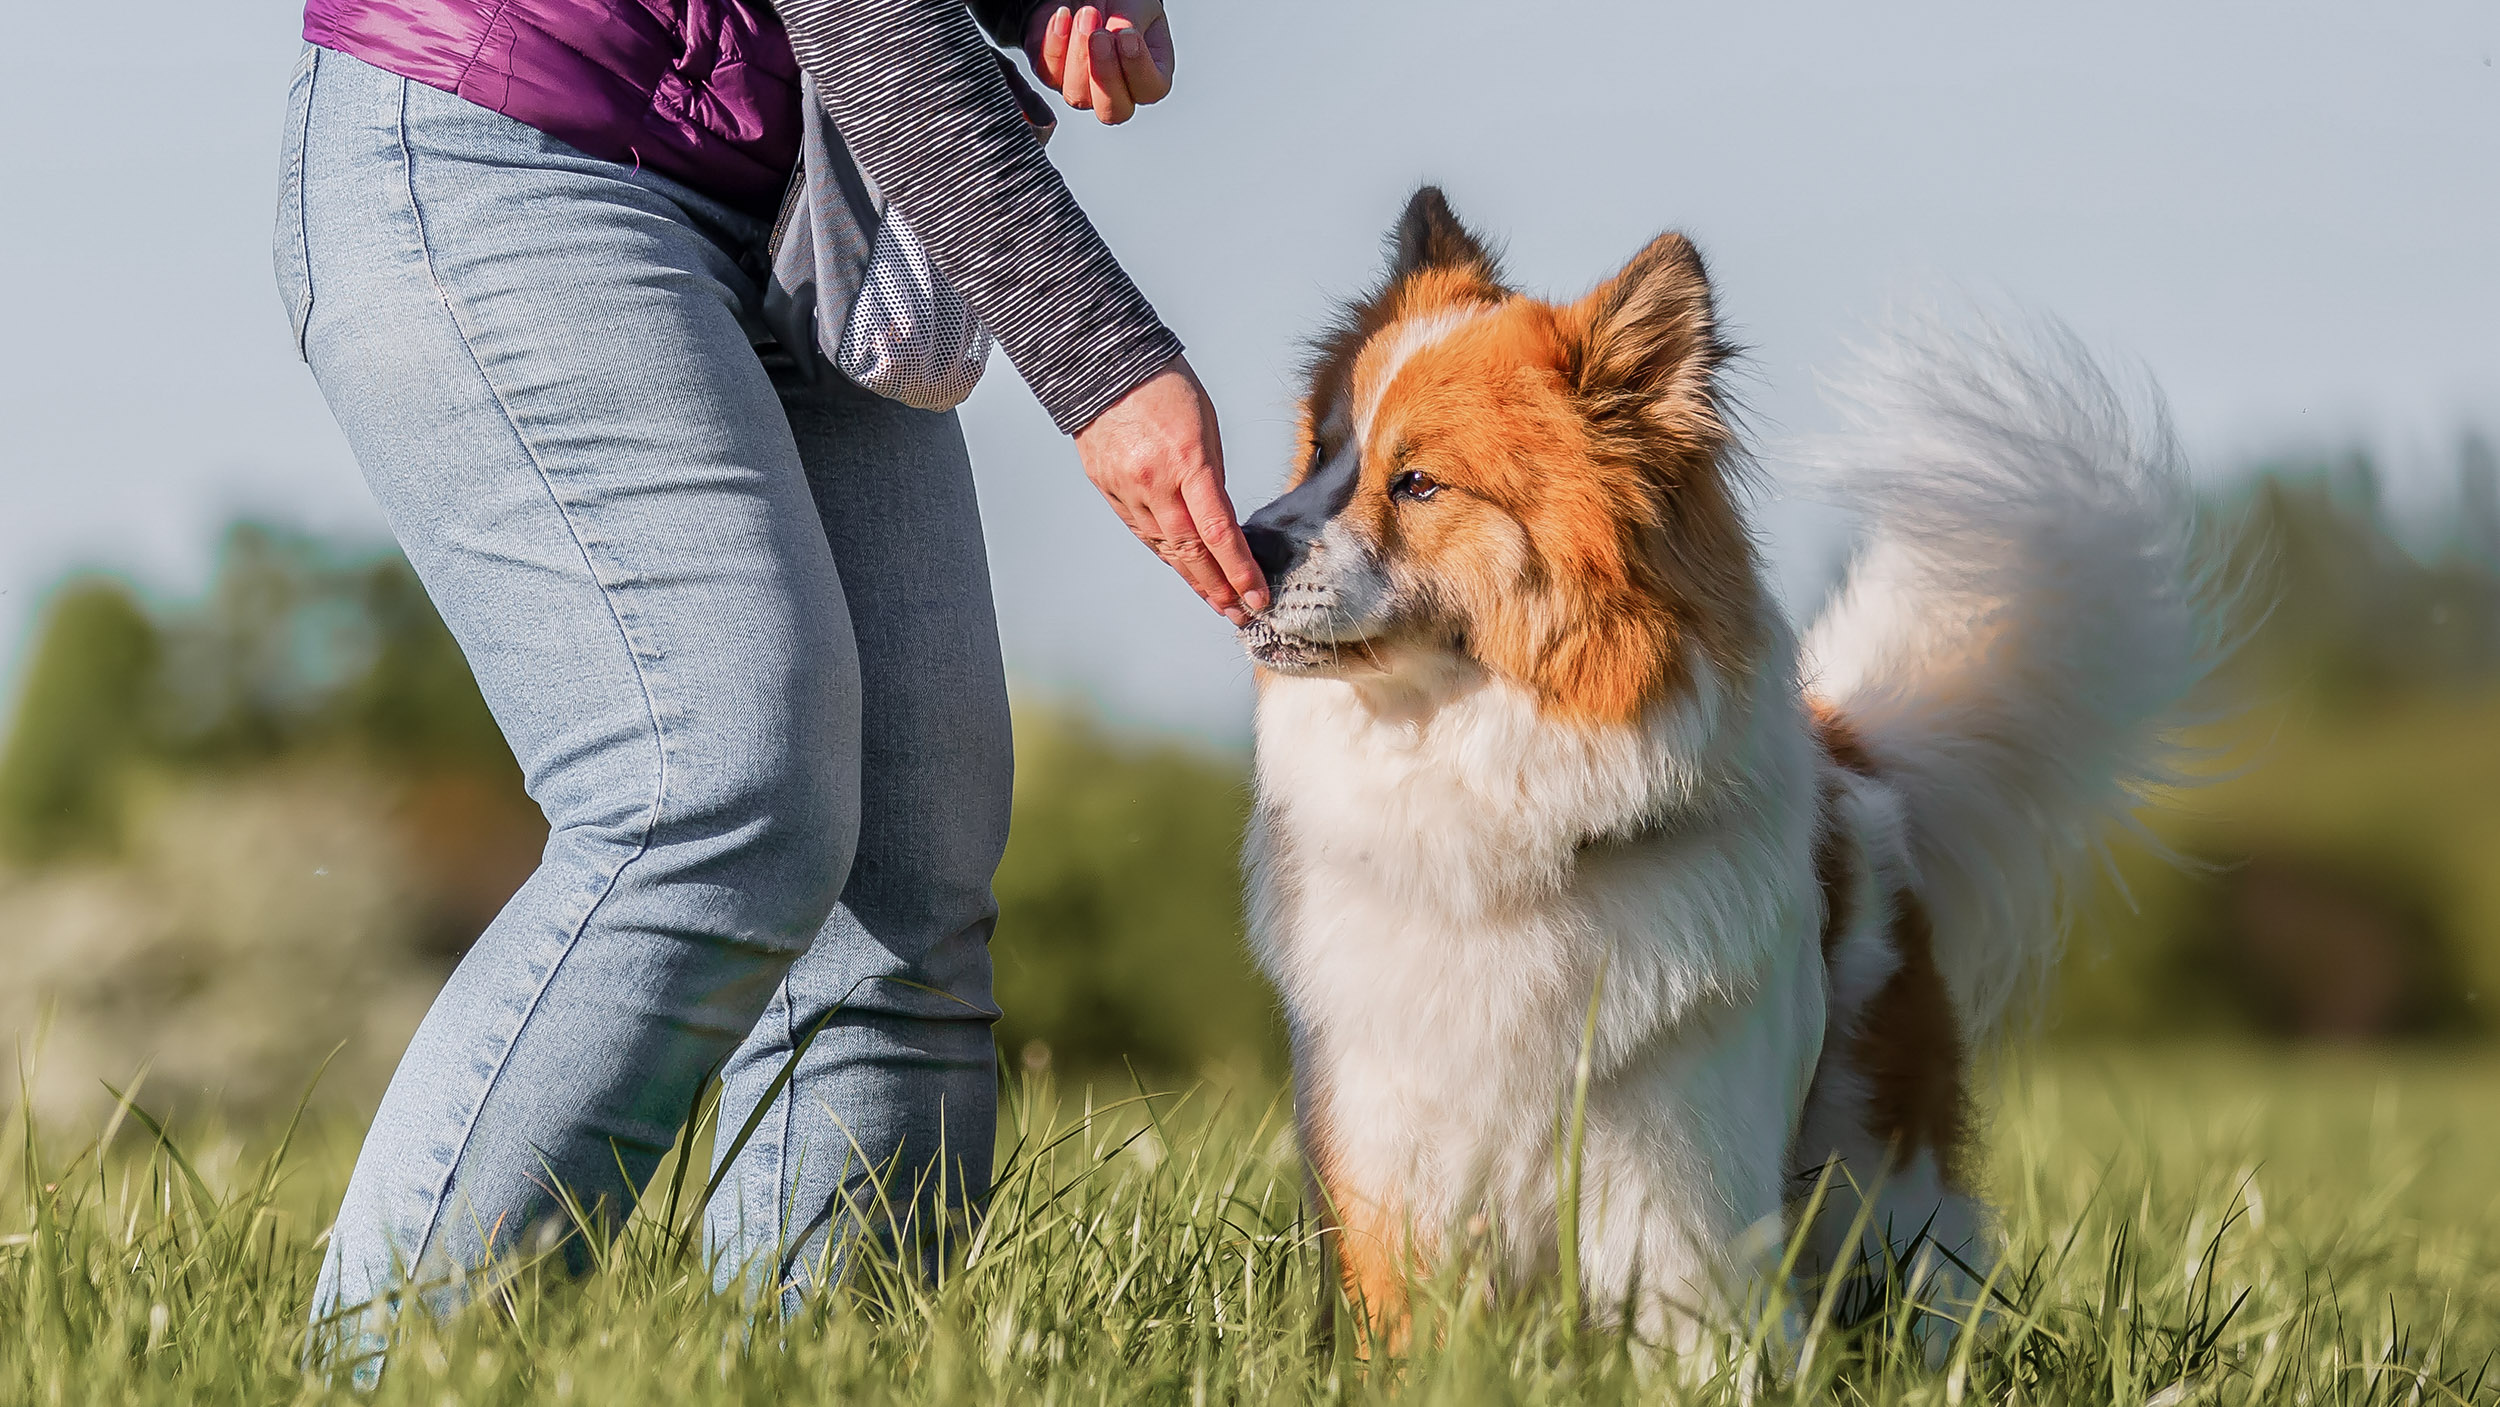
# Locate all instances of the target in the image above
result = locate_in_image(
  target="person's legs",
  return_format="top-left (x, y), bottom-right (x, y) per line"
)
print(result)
top-left (703, 376), bottom-right (1011, 1307)
top-left (291, 48), bottom-right (860, 1326)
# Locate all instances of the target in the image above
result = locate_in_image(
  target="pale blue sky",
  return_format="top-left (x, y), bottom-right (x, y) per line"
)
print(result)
top-left (3, 1), bottom-right (2494, 741)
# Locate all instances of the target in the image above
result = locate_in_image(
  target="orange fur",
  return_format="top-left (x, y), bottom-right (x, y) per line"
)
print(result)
top-left (1324, 1174), bottom-right (1417, 1353)
top-left (1286, 195), bottom-right (1761, 725)
top-left (1811, 698), bottom-right (1881, 777)
top-left (1855, 893), bottom-right (1975, 1188)
top-left (1300, 1087), bottom-right (1417, 1352)
top-left (1812, 779), bottom-right (1863, 961)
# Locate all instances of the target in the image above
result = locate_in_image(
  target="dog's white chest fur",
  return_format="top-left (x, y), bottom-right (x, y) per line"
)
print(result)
top-left (1248, 659), bottom-right (1826, 1316)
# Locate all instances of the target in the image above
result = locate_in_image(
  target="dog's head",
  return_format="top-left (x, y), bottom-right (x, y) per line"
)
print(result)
top-left (1239, 188), bottom-right (1763, 726)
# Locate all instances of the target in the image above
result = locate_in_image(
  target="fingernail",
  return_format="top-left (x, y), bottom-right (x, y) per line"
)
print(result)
top-left (1118, 29), bottom-right (1144, 55)
top-left (1245, 590), bottom-right (1271, 613)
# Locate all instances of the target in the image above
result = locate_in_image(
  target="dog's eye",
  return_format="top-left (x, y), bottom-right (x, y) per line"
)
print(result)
top-left (1390, 470), bottom-right (1443, 501)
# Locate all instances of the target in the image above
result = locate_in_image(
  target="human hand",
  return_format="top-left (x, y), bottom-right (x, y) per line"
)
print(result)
top-left (1022, 2), bottom-right (1174, 126)
top-left (1073, 355), bottom-right (1268, 624)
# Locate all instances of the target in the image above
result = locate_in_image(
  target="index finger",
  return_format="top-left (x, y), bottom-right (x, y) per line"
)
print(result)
top-left (1059, 5), bottom-right (1100, 109)
top-left (1143, 491), bottom-right (1245, 622)
top-left (1178, 471), bottom-right (1271, 614)
top-left (1029, 5), bottom-right (1074, 92)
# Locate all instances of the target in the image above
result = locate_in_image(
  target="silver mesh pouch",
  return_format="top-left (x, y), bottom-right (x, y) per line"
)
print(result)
top-left (834, 198), bottom-right (991, 411)
top-left (762, 67), bottom-right (1050, 413)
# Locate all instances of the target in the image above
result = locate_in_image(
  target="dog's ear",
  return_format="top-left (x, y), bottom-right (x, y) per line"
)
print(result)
top-left (1300, 187), bottom-right (1508, 458)
top-left (1561, 232), bottom-right (1760, 683)
top-left (1387, 185), bottom-right (1501, 285)
top-left (1563, 232), bottom-right (1732, 451)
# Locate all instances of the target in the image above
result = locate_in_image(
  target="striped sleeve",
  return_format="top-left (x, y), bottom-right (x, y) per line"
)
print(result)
top-left (966, 0), bottom-right (1046, 47)
top-left (777, 0), bottom-right (1184, 435)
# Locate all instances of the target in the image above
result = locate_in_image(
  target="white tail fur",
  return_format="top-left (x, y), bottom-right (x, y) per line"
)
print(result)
top-left (1799, 314), bottom-right (2227, 1040)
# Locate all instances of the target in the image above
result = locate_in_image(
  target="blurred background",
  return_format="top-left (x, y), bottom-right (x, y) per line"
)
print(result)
top-left (2, 1), bottom-right (2495, 1125)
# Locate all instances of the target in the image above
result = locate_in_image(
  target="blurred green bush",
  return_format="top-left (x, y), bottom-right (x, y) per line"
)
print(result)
top-left (5, 443), bottom-right (2498, 1127)
top-left (2056, 441), bottom-right (2500, 1042)
top-left (0, 526), bottom-right (542, 1122)
top-left (989, 709), bottom-right (1273, 1077)
top-left (0, 523), bottom-right (519, 862)
top-left (0, 525), bottom-right (1273, 1123)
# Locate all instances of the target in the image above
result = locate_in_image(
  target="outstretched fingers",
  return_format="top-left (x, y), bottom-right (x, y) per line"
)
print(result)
top-left (1071, 355), bottom-right (1245, 624)
top-left (1178, 469), bottom-right (1269, 614)
top-left (1142, 490), bottom-right (1247, 625)
top-left (1087, 480), bottom-right (1238, 624)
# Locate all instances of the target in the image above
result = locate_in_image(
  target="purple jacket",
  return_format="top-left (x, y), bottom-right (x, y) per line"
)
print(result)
top-left (305, 0), bottom-right (805, 216)
top-left (303, 0), bottom-right (1181, 434)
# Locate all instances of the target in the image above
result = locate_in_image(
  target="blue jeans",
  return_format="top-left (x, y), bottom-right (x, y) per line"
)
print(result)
top-left (277, 46), bottom-right (1008, 1326)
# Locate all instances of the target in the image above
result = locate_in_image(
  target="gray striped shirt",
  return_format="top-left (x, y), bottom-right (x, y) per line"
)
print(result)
top-left (777, 0), bottom-right (1183, 433)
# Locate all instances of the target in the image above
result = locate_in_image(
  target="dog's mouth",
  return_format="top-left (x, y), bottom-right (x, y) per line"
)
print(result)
top-left (1237, 616), bottom-right (1343, 674)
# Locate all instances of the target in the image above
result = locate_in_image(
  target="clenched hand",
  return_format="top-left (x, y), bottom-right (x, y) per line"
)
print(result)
top-left (1022, 2), bottom-right (1174, 126)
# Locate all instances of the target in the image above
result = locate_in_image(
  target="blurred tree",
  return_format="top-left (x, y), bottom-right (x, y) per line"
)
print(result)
top-left (2460, 433), bottom-right (2500, 571)
top-left (0, 523), bottom-right (537, 934)
top-left (0, 518), bottom-right (1277, 1079)
top-left (2058, 445), bottom-right (2500, 1043)
top-left (990, 710), bottom-right (1276, 1077)
top-left (148, 523), bottom-right (511, 770)
top-left (2223, 460), bottom-right (2500, 713)
top-left (0, 579), bottom-right (162, 859)
top-left (337, 556), bottom-right (513, 771)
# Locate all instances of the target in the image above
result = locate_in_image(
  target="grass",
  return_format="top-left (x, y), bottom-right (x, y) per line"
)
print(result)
top-left (4, 1044), bottom-right (2496, 1405)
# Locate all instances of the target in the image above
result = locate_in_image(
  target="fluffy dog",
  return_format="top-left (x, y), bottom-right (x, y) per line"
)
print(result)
top-left (1235, 188), bottom-right (2217, 1350)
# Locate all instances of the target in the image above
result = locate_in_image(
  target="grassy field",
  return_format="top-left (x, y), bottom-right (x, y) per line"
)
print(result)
top-left (5, 1044), bottom-right (2495, 1406)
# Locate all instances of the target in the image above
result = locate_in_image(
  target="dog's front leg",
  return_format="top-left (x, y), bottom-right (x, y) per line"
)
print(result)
top-left (1580, 955), bottom-right (1829, 1356)
top-left (1313, 1164), bottom-right (1421, 1356)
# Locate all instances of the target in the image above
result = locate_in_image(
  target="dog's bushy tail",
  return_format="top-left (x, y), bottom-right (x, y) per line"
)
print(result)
top-left (1800, 313), bottom-right (2229, 1042)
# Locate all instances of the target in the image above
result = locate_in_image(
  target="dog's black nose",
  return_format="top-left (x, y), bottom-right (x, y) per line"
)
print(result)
top-left (1243, 520), bottom-right (1297, 584)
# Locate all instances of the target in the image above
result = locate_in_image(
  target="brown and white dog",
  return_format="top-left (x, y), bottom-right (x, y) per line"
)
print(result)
top-left (1236, 188), bottom-right (2216, 1350)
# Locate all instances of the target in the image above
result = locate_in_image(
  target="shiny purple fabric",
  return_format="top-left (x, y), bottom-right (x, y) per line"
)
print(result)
top-left (304, 0), bottom-right (803, 217)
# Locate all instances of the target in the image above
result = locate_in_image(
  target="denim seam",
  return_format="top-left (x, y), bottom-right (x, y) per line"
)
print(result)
top-left (386, 74), bottom-right (676, 1276)
top-left (284, 47), bottom-right (321, 358)
top-left (771, 973), bottom-right (798, 1288)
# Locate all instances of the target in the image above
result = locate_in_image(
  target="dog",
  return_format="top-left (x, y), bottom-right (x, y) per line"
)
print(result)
top-left (1235, 187), bottom-right (2217, 1352)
